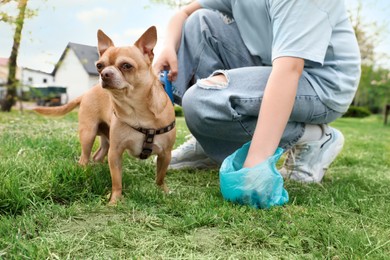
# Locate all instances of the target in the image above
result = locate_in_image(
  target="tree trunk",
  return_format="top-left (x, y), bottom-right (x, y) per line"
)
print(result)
top-left (1, 0), bottom-right (28, 112)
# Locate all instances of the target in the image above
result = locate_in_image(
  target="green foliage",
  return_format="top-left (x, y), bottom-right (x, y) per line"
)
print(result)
top-left (174, 105), bottom-right (183, 117)
top-left (343, 105), bottom-right (371, 118)
top-left (347, 2), bottom-right (390, 113)
top-left (0, 12), bottom-right (14, 23)
top-left (354, 65), bottom-right (390, 113)
top-left (0, 0), bottom-right (37, 24)
top-left (149, 0), bottom-right (193, 8)
top-left (0, 0), bottom-right (30, 112)
top-left (0, 110), bottom-right (390, 258)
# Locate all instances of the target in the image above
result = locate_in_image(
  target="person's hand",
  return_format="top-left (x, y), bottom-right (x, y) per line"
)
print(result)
top-left (153, 46), bottom-right (178, 82)
top-left (220, 143), bottom-right (288, 209)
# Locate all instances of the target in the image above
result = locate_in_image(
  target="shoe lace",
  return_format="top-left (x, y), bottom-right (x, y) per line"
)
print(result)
top-left (285, 144), bottom-right (310, 168)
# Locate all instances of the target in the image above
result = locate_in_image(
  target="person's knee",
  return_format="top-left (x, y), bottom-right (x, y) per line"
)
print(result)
top-left (182, 77), bottom-right (229, 136)
top-left (198, 74), bottom-right (228, 89)
top-left (182, 74), bottom-right (227, 115)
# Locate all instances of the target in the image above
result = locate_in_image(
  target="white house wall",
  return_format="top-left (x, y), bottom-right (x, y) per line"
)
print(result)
top-left (21, 69), bottom-right (54, 86)
top-left (54, 49), bottom-right (91, 101)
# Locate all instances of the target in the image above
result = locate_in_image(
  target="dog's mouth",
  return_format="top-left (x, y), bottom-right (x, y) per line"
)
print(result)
top-left (101, 78), bottom-right (123, 90)
top-left (101, 81), bottom-right (114, 89)
top-left (101, 82), bottom-right (128, 94)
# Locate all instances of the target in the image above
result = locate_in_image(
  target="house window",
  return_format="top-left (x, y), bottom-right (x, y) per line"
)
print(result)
top-left (43, 78), bottom-right (47, 83)
top-left (28, 77), bottom-right (33, 84)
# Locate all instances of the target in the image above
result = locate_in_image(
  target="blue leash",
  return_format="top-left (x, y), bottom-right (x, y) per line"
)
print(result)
top-left (160, 70), bottom-right (174, 104)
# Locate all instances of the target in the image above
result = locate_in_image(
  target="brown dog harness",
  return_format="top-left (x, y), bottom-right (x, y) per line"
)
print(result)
top-left (132, 121), bottom-right (176, 160)
top-left (113, 110), bottom-right (175, 160)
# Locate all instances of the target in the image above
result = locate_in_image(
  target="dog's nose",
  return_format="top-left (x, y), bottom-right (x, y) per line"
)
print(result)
top-left (102, 70), bottom-right (114, 79)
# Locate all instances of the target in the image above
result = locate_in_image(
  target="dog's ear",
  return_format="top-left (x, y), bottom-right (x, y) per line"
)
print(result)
top-left (134, 26), bottom-right (157, 61)
top-left (97, 29), bottom-right (114, 56)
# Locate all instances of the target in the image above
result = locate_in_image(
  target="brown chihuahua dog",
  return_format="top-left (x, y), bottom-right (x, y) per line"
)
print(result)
top-left (34, 26), bottom-right (176, 204)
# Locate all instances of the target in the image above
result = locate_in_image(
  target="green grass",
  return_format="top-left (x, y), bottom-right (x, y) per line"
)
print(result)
top-left (0, 109), bottom-right (389, 259)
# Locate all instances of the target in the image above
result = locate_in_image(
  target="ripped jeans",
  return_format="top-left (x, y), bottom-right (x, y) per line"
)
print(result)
top-left (172, 9), bottom-right (342, 163)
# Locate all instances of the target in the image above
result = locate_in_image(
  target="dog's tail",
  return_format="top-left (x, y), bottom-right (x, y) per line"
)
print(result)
top-left (33, 95), bottom-right (82, 116)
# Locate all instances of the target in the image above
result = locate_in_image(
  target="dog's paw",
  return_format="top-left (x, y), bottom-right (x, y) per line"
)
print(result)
top-left (107, 192), bottom-right (123, 206)
top-left (158, 183), bottom-right (170, 194)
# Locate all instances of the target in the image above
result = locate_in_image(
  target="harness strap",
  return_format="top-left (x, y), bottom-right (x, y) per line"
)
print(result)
top-left (133, 121), bottom-right (176, 160)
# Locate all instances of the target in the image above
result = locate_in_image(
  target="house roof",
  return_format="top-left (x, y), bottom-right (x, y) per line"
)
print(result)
top-left (0, 57), bottom-right (9, 66)
top-left (53, 42), bottom-right (99, 76)
top-left (0, 58), bottom-right (8, 84)
top-left (22, 67), bottom-right (53, 76)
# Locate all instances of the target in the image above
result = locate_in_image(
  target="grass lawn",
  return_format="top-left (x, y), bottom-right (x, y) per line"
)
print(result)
top-left (0, 108), bottom-right (389, 259)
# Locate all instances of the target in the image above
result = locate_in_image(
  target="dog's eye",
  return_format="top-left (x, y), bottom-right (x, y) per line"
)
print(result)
top-left (96, 63), bottom-right (104, 70)
top-left (122, 63), bottom-right (132, 70)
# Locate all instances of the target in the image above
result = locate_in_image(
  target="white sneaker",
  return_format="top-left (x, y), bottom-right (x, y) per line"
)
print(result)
top-left (279, 125), bottom-right (344, 183)
top-left (169, 135), bottom-right (219, 170)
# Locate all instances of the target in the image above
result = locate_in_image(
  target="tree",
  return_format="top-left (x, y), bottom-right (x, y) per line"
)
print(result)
top-left (347, 1), bottom-right (390, 112)
top-left (348, 1), bottom-right (383, 66)
top-left (0, 0), bottom-right (28, 112)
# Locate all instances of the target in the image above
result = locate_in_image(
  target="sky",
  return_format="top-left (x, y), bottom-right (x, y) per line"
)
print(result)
top-left (0, 0), bottom-right (177, 73)
top-left (0, 0), bottom-right (389, 73)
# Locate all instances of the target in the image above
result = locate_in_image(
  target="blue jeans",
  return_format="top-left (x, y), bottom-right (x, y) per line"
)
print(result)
top-left (172, 9), bottom-right (343, 163)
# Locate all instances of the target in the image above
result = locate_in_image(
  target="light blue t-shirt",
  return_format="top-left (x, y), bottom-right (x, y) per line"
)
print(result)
top-left (198, 0), bottom-right (361, 113)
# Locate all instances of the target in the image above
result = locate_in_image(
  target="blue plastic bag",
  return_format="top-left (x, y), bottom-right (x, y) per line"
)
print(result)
top-left (219, 142), bottom-right (289, 209)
